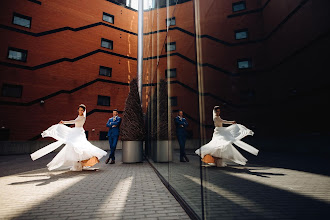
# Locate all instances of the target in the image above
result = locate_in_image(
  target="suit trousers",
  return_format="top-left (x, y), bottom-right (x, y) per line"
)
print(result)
top-left (108, 135), bottom-right (119, 160)
top-left (177, 135), bottom-right (186, 159)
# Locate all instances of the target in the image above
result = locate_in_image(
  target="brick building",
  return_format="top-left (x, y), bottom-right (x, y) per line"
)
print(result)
top-left (142, 0), bottom-right (330, 142)
top-left (1, 0), bottom-right (329, 143)
top-left (0, 0), bottom-right (138, 141)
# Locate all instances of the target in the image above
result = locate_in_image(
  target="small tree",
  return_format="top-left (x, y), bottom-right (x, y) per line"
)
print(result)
top-left (120, 78), bottom-right (146, 141)
top-left (151, 79), bottom-right (169, 140)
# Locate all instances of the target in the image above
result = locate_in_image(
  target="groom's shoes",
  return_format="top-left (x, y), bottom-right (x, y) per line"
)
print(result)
top-left (184, 156), bottom-right (190, 162)
top-left (110, 160), bottom-right (115, 164)
top-left (105, 158), bottom-right (110, 164)
top-left (180, 158), bottom-right (186, 162)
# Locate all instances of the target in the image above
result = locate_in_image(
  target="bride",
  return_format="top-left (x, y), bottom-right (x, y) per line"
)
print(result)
top-left (195, 106), bottom-right (259, 167)
top-left (31, 104), bottom-right (107, 171)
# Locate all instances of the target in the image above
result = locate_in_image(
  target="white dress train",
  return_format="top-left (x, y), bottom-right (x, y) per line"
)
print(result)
top-left (195, 112), bottom-right (259, 166)
top-left (31, 115), bottom-right (107, 171)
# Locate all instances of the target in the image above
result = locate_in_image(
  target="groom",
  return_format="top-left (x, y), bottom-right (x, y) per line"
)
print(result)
top-left (174, 110), bottom-right (189, 162)
top-left (105, 109), bottom-right (121, 164)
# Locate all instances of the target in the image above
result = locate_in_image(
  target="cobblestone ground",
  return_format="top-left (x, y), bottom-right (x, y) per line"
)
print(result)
top-left (151, 150), bottom-right (330, 219)
top-left (0, 151), bottom-right (190, 220)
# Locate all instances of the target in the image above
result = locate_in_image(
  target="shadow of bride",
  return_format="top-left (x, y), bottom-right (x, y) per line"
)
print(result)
top-left (222, 166), bottom-right (286, 178)
top-left (9, 171), bottom-right (85, 186)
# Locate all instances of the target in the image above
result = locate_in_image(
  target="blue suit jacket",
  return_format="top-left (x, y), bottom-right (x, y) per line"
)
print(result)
top-left (106, 116), bottom-right (121, 137)
top-left (174, 116), bottom-right (188, 136)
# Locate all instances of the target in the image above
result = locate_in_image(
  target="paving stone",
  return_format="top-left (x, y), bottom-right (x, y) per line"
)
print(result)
top-left (151, 150), bottom-right (330, 219)
top-left (0, 151), bottom-right (190, 219)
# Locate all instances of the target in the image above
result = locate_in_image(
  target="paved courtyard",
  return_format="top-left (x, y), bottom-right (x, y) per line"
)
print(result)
top-left (1, 148), bottom-right (330, 220)
top-left (0, 151), bottom-right (190, 220)
top-left (151, 150), bottom-right (330, 219)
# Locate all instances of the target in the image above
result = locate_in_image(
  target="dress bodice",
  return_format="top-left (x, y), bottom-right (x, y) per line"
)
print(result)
top-left (214, 116), bottom-right (224, 127)
top-left (213, 111), bottom-right (234, 127)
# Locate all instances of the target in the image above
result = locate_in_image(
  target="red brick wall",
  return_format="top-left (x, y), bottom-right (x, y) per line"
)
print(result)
top-left (0, 0), bottom-right (137, 140)
top-left (142, 0), bottom-right (330, 139)
top-left (1, 0), bottom-right (329, 140)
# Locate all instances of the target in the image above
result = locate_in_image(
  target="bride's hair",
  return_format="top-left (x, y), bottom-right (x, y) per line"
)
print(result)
top-left (78, 104), bottom-right (86, 111)
top-left (213, 106), bottom-right (220, 112)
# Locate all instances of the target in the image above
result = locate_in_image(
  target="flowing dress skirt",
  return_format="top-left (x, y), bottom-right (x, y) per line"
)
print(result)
top-left (31, 124), bottom-right (107, 171)
top-left (195, 124), bottom-right (258, 166)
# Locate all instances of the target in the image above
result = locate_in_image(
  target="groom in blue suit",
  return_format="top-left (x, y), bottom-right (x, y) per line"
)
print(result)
top-left (174, 110), bottom-right (189, 162)
top-left (105, 109), bottom-right (121, 164)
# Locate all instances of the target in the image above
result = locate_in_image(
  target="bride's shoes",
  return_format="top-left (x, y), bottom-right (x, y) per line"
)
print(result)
top-left (70, 161), bottom-right (83, 171)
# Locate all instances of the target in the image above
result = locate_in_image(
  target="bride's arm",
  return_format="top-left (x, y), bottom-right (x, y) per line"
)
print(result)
top-left (61, 117), bottom-right (81, 124)
top-left (221, 118), bottom-right (236, 124)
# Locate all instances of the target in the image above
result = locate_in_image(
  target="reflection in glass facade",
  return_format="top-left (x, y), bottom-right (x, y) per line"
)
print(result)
top-left (141, 0), bottom-right (330, 219)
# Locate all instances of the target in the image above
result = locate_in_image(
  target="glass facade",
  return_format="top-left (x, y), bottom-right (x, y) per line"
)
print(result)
top-left (142, 0), bottom-right (330, 219)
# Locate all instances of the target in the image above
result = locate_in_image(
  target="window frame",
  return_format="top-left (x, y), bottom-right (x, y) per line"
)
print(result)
top-left (240, 89), bottom-right (256, 101)
top-left (235, 28), bottom-right (249, 40)
top-left (165, 68), bottom-right (177, 78)
top-left (232, 1), bottom-right (246, 12)
top-left (7, 47), bottom-right (28, 62)
top-left (170, 96), bottom-right (178, 107)
top-left (102, 12), bottom-right (115, 24)
top-left (166, 17), bottom-right (176, 27)
top-left (99, 66), bottom-right (112, 77)
top-left (12, 12), bottom-right (32, 28)
top-left (1, 83), bottom-right (23, 98)
top-left (101, 38), bottom-right (113, 50)
top-left (237, 58), bottom-right (252, 69)
top-left (165, 42), bottom-right (176, 52)
top-left (0, 128), bottom-right (10, 141)
top-left (97, 95), bottom-right (111, 106)
top-left (99, 131), bottom-right (108, 140)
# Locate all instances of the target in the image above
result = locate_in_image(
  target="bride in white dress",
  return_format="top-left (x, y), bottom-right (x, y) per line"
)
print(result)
top-left (195, 106), bottom-right (259, 167)
top-left (31, 104), bottom-right (107, 171)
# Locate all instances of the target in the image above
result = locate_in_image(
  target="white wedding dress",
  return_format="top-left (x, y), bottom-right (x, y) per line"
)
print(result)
top-left (195, 112), bottom-right (259, 166)
top-left (31, 115), bottom-right (107, 171)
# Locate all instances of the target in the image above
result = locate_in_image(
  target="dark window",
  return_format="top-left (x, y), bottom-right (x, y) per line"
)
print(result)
top-left (170, 96), bottom-right (178, 106)
top-left (103, 12), bottom-right (114, 24)
top-left (113, 0), bottom-right (126, 5)
top-left (0, 128), bottom-right (10, 141)
top-left (289, 88), bottom-right (297, 96)
top-left (235, 29), bottom-right (249, 40)
top-left (237, 59), bottom-right (252, 69)
top-left (232, 1), bottom-right (246, 12)
top-left (101, 38), bottom-right (113, 50)
top-left (158, 0), bottom-right (169, 8)
top-left (2, 84), bottom-right (23, 98)
top-left (99, 131), bottom-right (108, 140)
top-left (8, 47), bottom-right (27, 62)
top-left (166, 42), bottom-right (176, 52)
top-left (240, 89), bottom-right (256, 101)
top-left (166, 17), bottom-right (176, 26)
top-left (99, 66), bottom-right (112, 77)
top-left (12, 13), bottom-right (31, 28)
top-left (165, 68), bottom-right (177, 78)
top-left (157, 0), bottom-right (182, 8)
top-left (97, 95), bottom-right (110, 106)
